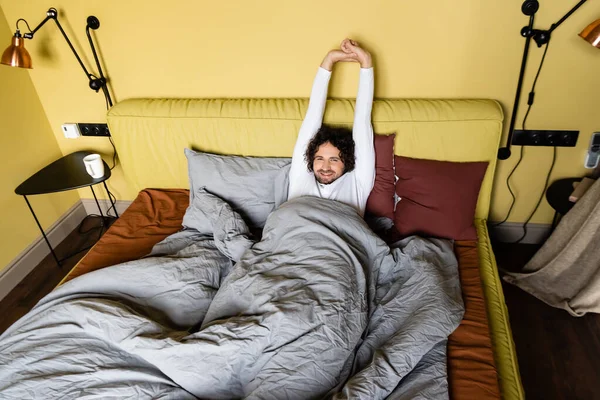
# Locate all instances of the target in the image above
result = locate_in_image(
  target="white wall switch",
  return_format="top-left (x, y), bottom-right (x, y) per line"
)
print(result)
top-left (61, 123), bottom-right (81, 139)
top-left (585, 132), bottom-right (600, 169)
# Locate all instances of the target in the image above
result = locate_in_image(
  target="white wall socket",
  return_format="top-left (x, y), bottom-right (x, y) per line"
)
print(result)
top-left (61, 123), bottom-right (81, 139)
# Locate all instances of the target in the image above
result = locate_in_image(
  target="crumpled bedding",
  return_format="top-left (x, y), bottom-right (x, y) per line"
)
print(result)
top-left (0, 191), bottom-right (464, 399)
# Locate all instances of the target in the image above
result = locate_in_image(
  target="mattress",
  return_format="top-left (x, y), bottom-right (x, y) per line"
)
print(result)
top-left (61, 188), bottom-right (503, 399)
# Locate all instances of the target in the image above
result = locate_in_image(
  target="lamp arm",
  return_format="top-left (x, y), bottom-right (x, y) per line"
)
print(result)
top-left (85, 21), bottom-right (113, 107)
top-left (531, 0), bottom-right (587, 47)
top-left (25, 12), bottom-right (53, 37)
top-left (548, 0), bottom-right (587, 35)
top-left (22, 8), bottom-right (100, 91)
top-left (23, 9), bottom-right (93, 81)
top-left (498, 15), bottom-right (535, 160)
top-left (498, 0), bottom-right (588, 158)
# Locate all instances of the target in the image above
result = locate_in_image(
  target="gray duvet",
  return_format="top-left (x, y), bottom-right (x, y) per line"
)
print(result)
top-left (0, 192), bottom-right (464, 399)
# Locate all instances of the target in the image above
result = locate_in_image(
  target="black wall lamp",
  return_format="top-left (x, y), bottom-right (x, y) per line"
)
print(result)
top-left (1, 7), bottom-right (113, 108)
top-left (497, 0), bottom-right (599, 160)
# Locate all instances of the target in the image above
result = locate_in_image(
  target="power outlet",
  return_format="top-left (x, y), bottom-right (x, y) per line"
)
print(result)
top-left (78, 123), bottom-right (111, 137)
top-left (512, 129), bottom-right (579, 147)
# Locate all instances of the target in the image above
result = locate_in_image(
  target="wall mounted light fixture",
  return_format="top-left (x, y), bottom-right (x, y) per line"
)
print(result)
top-left (497, 0), bottom-right (599, 160)
top-left (580, 18), bottom-right (600, 47)
top-left (1, 7), bottom-right (113, 108)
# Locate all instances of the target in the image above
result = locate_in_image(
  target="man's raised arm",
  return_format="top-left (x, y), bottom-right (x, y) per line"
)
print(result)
top-left (289, 48), bottom-right (360, 197)
top-left (343, 39), bottom-right (375, 191)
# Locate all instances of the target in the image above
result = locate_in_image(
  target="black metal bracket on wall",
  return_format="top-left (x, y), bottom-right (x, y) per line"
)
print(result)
top-left (511, 129), bottom-right (579, 147)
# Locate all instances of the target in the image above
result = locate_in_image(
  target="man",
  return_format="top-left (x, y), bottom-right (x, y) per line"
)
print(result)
top-left (288, 39), bottom-right (375, 217)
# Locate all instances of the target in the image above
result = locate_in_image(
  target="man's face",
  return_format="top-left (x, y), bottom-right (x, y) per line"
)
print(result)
top-left (313, 142), bottom-right (345, 184)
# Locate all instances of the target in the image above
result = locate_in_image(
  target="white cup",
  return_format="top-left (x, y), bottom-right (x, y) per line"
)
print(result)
top-left (83, 154), bottom-right (105, 178)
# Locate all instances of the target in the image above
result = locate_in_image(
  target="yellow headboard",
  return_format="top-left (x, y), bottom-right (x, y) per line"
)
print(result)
top-left (107, 98), bottom-right (503, 220)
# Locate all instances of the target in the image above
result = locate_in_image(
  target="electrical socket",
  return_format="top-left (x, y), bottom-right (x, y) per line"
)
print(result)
top-left (78, 123), bottom-right (111, 137)
top-left (511, 129), bottom-right (579, 147)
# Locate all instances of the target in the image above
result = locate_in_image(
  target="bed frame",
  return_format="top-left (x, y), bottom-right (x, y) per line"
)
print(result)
top-left (104, 97), bottom-right (523, 399)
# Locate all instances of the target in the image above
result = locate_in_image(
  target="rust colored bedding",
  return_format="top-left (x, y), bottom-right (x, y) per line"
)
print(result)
top-left (63, 189), bottom-right (190, 283)
top-left (63, 189), bottom-right (501, 399)
top-left (451, 241), bottom-right (501, 399)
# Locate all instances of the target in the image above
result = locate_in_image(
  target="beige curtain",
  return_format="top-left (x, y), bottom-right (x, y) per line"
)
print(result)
top-left (503, 177), bottom-right (600, 316)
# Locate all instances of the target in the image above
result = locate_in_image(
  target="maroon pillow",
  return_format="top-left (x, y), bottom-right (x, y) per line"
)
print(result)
top-left (393, 156), bottom-right (488, 240)
top-left (366, 133), bottom-right (396, 220)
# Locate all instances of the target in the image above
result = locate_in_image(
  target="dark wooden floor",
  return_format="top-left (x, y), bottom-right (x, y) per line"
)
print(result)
top-left (493, 241), bottom-right (600, 400)
top-left (0, 216), bottom-right (112, 334)
top-left (1, 226), bottom-right (599, 399)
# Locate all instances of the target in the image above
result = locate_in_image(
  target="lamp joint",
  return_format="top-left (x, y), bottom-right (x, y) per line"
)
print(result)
top-left (532, 30), bottom-right (551, 47)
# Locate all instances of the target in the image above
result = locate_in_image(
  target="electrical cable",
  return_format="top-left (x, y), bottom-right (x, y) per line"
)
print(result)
top-left (104, 186), bottom-right (118, 218)
top-left (101, 87), bottom-right (118, 170)
top-left (99, 80), bottom-right (118, 217)
top-left (77, 214), bottom-right (109, 246)
top-left (514, 145), bottom-right (557, 243)
top-left (492, 145), bottom-right (524, 227)
top-left (494, 38), bottom-right (551, 227)
top-left (16, 18), bottom-right (33, 33)
top-left (108, 136), bottom-right (117, 170)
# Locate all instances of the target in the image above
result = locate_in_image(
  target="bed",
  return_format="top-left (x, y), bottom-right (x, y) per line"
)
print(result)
top-left (0, 97), bottom-right (523, 399)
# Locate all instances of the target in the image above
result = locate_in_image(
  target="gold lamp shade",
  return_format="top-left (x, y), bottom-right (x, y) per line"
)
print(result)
top-left (1, 33), bottom-right (32, 69)
top-left (580, 18), bottom-right (600, 48)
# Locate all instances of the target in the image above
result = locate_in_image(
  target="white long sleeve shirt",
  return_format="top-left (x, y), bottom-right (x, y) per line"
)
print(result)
top-left (288, 67), bottom-right (375, 216)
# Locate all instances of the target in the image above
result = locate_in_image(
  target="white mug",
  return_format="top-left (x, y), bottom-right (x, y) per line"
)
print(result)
top-left (83, 154), bottom-right (105, 178)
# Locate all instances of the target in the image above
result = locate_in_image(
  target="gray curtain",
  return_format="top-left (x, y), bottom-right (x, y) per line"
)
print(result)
top-left (503, 177), bottom-right (600, 316)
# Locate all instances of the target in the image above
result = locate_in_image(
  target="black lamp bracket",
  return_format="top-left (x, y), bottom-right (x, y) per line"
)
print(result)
top-left (17, 7), bottom-right (112, 107)
top-left (497, 0), bottom-right (587, 159)
top-left (522, 27), bottom-right (552, 47)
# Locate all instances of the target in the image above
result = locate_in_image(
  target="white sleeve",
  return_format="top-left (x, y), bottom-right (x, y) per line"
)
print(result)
top-left (352, 68), bottom-right (375, 192)
top-left (288, 67), bottom-right (332, 198)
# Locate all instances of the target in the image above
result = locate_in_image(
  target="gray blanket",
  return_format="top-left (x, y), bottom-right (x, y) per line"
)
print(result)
top-left (0, 192), bottom-right (464, 399)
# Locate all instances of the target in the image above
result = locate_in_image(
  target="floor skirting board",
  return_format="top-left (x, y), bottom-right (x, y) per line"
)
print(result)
top-left (0, 201), bottom-right (87, 301)
top-left (0, 199), bottom-right (132, 301)
top-left (488, 222), bottom-right (552, 244)
top-left (81, 198), bottom-right (132, 217)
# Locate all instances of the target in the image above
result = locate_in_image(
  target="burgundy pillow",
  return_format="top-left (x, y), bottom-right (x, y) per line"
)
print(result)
top-left (393, 156), bottom-right (488, 240)
top-left (366, 133), bottom-right (396, 220)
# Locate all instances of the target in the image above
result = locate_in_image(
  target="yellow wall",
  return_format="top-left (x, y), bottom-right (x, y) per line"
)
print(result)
top-left (1, 0), bottom-right (598, 224)
top-left (0, 6), bottom-right (79, 271)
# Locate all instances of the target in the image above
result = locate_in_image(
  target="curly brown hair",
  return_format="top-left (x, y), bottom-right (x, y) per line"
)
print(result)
top-left (305, 125), bottom-right (355, 173)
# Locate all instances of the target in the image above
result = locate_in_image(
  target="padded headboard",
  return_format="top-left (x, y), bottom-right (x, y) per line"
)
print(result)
top-left (107, 98), bottom-right (503, 220)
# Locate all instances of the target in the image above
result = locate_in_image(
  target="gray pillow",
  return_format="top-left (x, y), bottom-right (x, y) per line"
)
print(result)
top-left (185, 148), bottom-right (291, 228)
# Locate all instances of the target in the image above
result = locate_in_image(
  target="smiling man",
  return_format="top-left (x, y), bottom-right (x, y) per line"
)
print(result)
top-left (288, 39), bottom-right (375, 217)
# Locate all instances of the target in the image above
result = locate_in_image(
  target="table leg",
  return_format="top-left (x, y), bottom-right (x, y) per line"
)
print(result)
top-left (551, 212), bottom-right (560, 231)
top-left (90, 185), bottom-right (104, 217)
top-left (103, 181), bottom-right (119, 218)
top-left (22, 195), bottom-right (61, 267)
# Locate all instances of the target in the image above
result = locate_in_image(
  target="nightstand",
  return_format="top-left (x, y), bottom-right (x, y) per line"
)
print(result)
top-left (546, 177), bottom-right (581, 229)
top-left (15, 151), bottom-right (119, 267)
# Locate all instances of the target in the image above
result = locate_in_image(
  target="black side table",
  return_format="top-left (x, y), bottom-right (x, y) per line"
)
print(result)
top-left (546, 177), bottom-right (582, 229)
top-left (15, 151), bottom-right (119, 267)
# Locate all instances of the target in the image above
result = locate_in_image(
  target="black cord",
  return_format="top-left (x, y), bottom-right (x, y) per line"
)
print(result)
top-left (100, 86), bottom-right (118, 171)
top-left (494, 39), bottom-right (551, 227)
top-left (77, 214), bottom-right (111, 246)
top-left (492, 145), bottom-right (524, 227)
top-left (522, 40), bottom-right (551, 126)
top-left (514, 145), bottom-right (557, 243)
top-left (105, 187), bottom-right (118, 218)
top-left (16, 18), bottom-right (33, 33)
top-left (108, 136), bottom-right (117, 170)
top-left (99, 82), bottom-right (118, 213)
top-left (78, 214), bottom-right (107, 234)
top-left (104, 88), bottom-right (110, 111)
